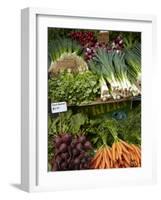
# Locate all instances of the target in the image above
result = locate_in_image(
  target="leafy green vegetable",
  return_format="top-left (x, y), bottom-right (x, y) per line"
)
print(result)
top-left (123, 32), bottom-right (141, 49)
top-left (117, 104), bottom-right (141, 145)
top-left (48, 71), bottom-right (100, 105)
top-left (69, 113), bottom-right (87, 133)
top-left (48, 110), bottom-right (88, 136)
top-left (82, 104), bottom-right (141, 148)
top-left (85, 118), bottom-right (119, 148)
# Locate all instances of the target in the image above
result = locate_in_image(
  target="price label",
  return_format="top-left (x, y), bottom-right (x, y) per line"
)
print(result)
top-left (51, 102), bottom-right (67, 113)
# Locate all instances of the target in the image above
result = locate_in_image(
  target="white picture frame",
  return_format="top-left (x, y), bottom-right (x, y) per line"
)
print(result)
top-left (21, 7), bottom-right (156, 192)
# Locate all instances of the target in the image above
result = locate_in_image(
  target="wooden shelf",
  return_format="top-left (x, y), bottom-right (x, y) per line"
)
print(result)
top-left (67, 96), bottom-right (141, 107)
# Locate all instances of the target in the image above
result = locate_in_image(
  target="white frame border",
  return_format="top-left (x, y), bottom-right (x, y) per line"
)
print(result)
top-left (21, 7), bottom-right (156, 192)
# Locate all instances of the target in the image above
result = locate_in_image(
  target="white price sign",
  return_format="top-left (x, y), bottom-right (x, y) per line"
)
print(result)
top-left (51, 102), bottom-right (67, 113)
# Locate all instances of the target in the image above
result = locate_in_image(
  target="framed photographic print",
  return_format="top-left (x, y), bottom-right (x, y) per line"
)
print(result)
top-left (21, 8), bottom-right (156, 192)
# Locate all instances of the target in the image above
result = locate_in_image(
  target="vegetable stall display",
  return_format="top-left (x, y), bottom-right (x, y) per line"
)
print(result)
top-left (48, 28), bottom-right (141, 171)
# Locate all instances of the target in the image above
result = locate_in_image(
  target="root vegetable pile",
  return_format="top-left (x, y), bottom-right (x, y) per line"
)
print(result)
top-left (52, 134), bottom-right (93, 171)
top-left (90, 145), bottom-right (113, 169)
top-left (90, 139), bottom-right (141, 169)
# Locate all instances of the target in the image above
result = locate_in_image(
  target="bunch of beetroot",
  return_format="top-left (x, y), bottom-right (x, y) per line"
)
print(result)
top-left (51, 134), bottom-right (93, 171)
top-left (69, 31), bottom-right (96, 47)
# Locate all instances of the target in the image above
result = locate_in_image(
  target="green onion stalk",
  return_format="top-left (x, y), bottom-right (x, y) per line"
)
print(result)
top-left (88, 59), bottom-right (111, 101)
top-left (89, 47), bottom-right (141, 101)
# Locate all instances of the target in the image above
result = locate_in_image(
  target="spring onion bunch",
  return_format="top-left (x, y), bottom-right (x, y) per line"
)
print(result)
top-left (89, 47), bottom-right (141, 101)
top-left (48, 38), bottom-right (83, 62)
top-left (48, 38), bottom-right (88, 73)
top-left (89, 59), bottom-right (111, 101)
top-left (124, 43), bottom-right (141, 85)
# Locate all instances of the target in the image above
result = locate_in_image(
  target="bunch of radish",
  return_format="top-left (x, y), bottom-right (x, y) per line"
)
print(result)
top-left (111, 35), bottom-right (124, 52)
top-left (85, 35), bottom-right (124, 61)
top-left (69, 31), bottom-right (96, 47)
top-left (84, 42), bottom-right (107, 60)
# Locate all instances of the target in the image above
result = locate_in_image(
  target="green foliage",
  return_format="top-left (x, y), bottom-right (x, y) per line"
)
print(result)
top-left (124, 43), bottom-right (141, 82)
top-left (48, 38), bottom-right (83, 62)
top-left (85, 118), bottom-right (119, 148)
top-left (84, 104), bottom-right (141, 148)
top-left (48, 71), bottom-right (100, 105)
top-left (48, 28), bottom-right (72, 43)
top-left (109, 31), bottom-right (141, 48)
top-left (48, 110), bottom-right (88, 135)
top-left (69, 113), bottom-right (87, 133)
top-left (117, 104), bottom-right (141, 145)
top-left (89, 44), bottom-right (141, 85)
top-left (123, 32), bottom-right (141, 49)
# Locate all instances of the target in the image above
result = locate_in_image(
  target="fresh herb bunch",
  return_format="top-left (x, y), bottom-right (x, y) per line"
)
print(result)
top-left (48, 71), bottom-right (100, 105)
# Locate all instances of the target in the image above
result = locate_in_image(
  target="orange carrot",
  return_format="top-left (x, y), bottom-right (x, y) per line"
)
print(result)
top-left (122, 153), bottom-right (130, 165)
top-left (132, 144), bottom-right (141, 160)
top-left (104, 148), bottom-right (110, 168)
top-left (106, 147), bottom-right (112, 160)
top-left (112, 143), bottom-right (116, 161)
top-left (119, 142), bottom-right (130, 155)
top-left (120, 140), bottom-right (133, 151)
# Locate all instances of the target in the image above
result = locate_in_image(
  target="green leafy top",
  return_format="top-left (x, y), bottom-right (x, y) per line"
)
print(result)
top-left (89, 45), bottom-right (141, 85)
top-left (48, 110), bottom-right (88, 135)
top-left (48, 38), bottom-right (83, 62)
top-left (48, 71), bottom-right (100, 105)
top-left (48, 104), bottom-right (141, 150)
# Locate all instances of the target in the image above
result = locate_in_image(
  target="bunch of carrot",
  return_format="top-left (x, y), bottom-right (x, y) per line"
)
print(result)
top-left (90, 139), bottom-right (141, 169)
top-left (111, 140), bottom-right (141, 168)
top-left (90, 145), bottom-right (113, 169)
